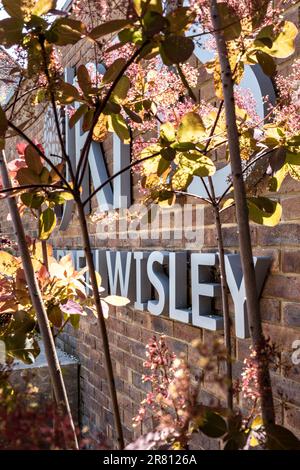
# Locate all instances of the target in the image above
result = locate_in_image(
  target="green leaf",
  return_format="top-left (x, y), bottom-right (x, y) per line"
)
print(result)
top-left (24, 144), bottom-right (43, 175)
top-left (266, 424), bottom-right (300, 450)
top-left (48, 18), bottom-right (86, 46)
top-left (216, 2), bottom-right (241, 41)
top-left (189, 154), bottom-right (216, 177)
top-left (133, 0), bottom-right (162, 16)
top-left (69, 104), bottom-right (88, 128)
top-left (269, 164), bottom-right (288, 192)
top-left (77, 64), bottom-right (92, 97)
top-left (172, 167), bottom-right (193, 190)
top-left (39, 207), bottom-right (56, 240)
top-left (198, 410), bottom-right (227, 438)
top-left (111, 76), bottom-right (131, 103)
top-left (111, 113), bottom-right (130, 143)
top-left (143, 10), bottom-right (167, 36)
top-left (247, 197), bottom-right (282, 227)
top-left (21, 193), bottom-right (44, 209)
top-left (160, 122), bottom-right (176, 143)
top-left (103, 58), bottom-right (126, 83)
top-left (103, 101), bottom-right (121, 115)
top-left (89, 19), bottom-right (132, 39)
top-left (177, 112), bottom-right (205, 143)
top-left (57, 80), bottom-right (81, 104)
top-left (255, 50), bottom-right (276, 76)
top-left (0, 18), bottom-right (23, 47)
top-left (160, 34), bottom-right (194, 64)
top-left (123, 106), bottom-right (143, 123)
top-left (3, 311), bottom-right (40, 364)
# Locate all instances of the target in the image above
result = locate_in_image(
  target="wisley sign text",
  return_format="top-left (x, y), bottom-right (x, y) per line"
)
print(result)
top-left (55, 249), bottom-right (271, 340)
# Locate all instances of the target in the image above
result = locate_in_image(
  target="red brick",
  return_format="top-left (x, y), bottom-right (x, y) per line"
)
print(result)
top-left (264, 274), bottom-right (300, 301)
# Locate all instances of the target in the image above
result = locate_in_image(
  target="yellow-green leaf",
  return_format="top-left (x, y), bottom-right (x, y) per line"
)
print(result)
top-left (111, 75), bottom-right (130, 103)
top-left (255, 21), bottom-right (298, 59)
top-left (89, 19), bottom-right (132, 39)
top-left (0, 251), bottom-right (19, 275)
top-left (103, 58), bottom-right (126, 83)
top-left (133, 0), bottom-right (162, 16)
top-left (177, 112), bottom-right (205, 143)
top-left (111, 113), bottom-right (130, 143)
top-left (32, 0), bottom-right (56, 16)
top-left (247, 197), bottom-right (282, 227)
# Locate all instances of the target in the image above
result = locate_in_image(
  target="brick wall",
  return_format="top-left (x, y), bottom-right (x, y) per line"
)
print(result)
top-left (1, 3), bottom-right (300, 448)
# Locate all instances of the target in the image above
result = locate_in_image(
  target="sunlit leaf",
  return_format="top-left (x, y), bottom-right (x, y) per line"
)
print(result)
top-left (0, 251), bottom-right (19, 276)
top-left (177, 112), bottom-right (205, 143)
top-left (111, 75), bottom-right (131, 103)
top-left (103, 58), bottom-right (126, 83)
top-left (93, 114), bottom-right (108, 142)
top-left (160, 122), bottom-right (176, 143)
top-left (48, 18), bottom-right (86, 46)
top-left (247, 197), bottom-right (282, 227)
top-left (89, 19), bottom-right (132, 39)
top-left (111, 113), bottom-right (130, 143)
top-left (255, 21), bottom-right (298, 59)
top-left (32, 0), bottom-right (56, 16)
top-left (103, 295), bottom-right (130, 307)
top-left (133, 0), bottom-right (162, 16)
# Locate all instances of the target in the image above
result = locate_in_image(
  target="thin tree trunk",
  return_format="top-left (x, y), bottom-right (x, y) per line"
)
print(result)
top-left (0, 150), bottom-right (79, 450)
top-left (208, 178), bottom-right (233, 410)
top-left (76, 198), bottom-right (124, 449)
top-left (210, 0), bottom-right (275, 425)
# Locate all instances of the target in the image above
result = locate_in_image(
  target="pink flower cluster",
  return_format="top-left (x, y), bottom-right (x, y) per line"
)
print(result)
top-left (133, 335), bottom-right (195, 437)
top-left (240, 339), bottom-right (279, 404)
top-left (271, 59), bottom-right (300, 136)
top-left (234, 86), bottom-right (260, 125)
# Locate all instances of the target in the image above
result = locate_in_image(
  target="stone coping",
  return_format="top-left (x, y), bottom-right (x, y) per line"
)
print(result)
top-left (12, 342), bottom-right (79, 370)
